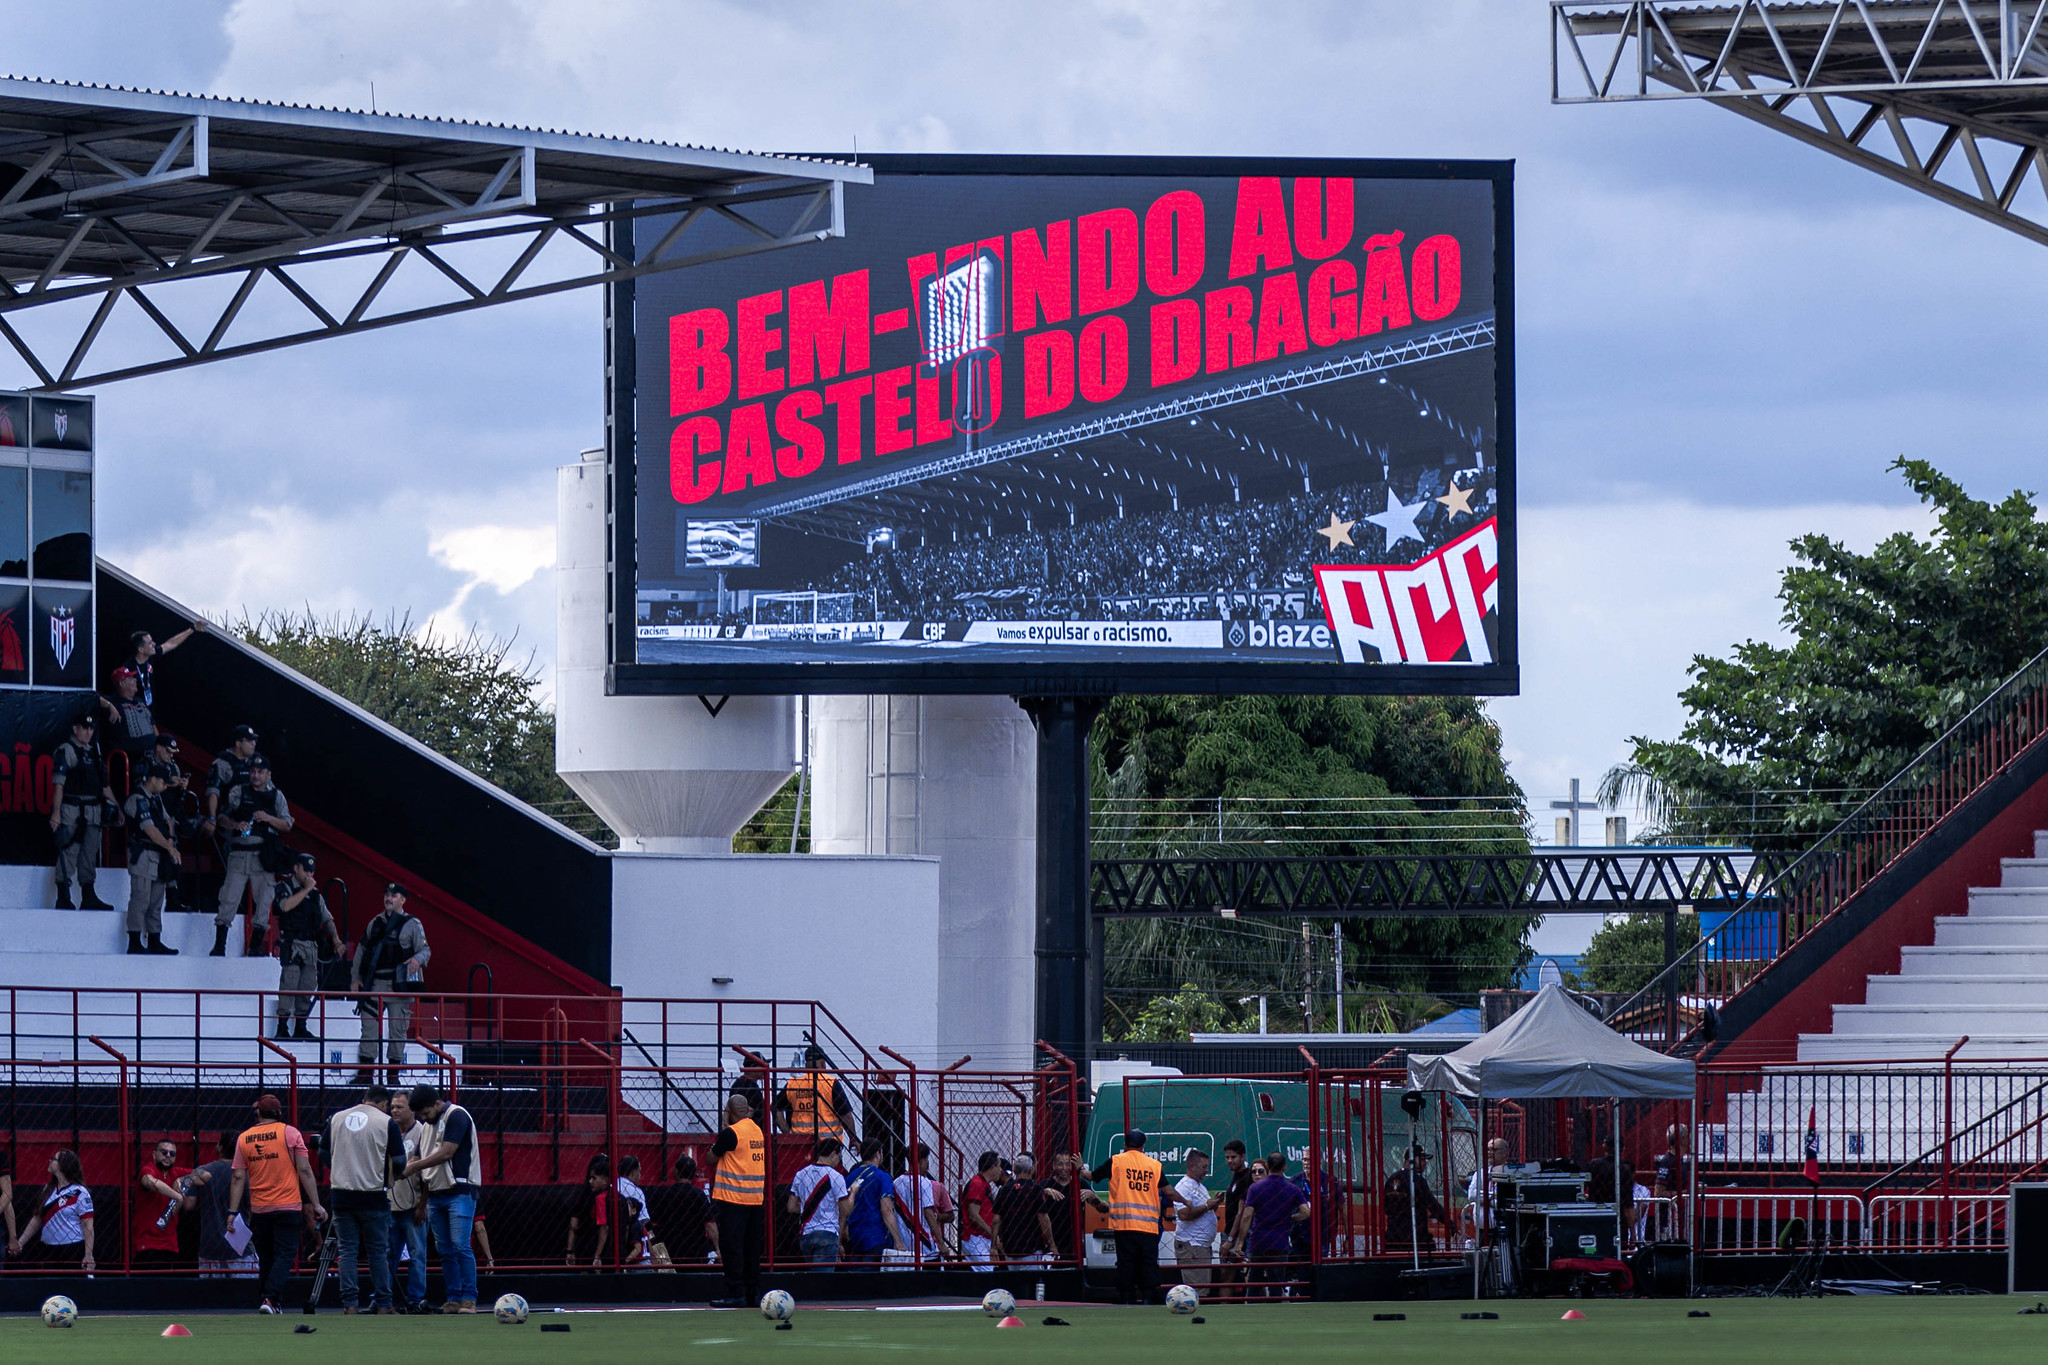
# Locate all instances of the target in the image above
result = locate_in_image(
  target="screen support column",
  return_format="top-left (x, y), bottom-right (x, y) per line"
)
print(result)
top-left (1021, 695), bottom-right (1105, 1062)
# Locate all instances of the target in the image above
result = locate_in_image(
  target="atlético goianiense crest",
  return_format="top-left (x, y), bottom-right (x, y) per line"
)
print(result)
top-left (52, 408), bottom-right (67, 442)
top-left (49, 604), bottom-right (73, 669)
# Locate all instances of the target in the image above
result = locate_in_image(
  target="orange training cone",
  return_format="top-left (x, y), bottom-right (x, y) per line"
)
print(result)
top-left (998, 1316), bottom-right (1025, 1328)
top-left (162, 1325), bottom-right (193, 1336)
top-left (1560, 1310), bottom-right (1586, 1321)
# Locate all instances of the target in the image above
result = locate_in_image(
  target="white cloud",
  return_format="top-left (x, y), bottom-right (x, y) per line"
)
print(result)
top-left (423, 522), bottom-right (557, 641)
top-left (16, 0), bottom-right (2047, 810)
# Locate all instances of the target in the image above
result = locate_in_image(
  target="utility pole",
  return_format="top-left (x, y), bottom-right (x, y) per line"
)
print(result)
top-left (1332, 922), bottom-right (1345, 1033)
top-left (1300, 920), bottom-right (1314, 1033)
top-left (1550, 778), bottom-right (1599, 847)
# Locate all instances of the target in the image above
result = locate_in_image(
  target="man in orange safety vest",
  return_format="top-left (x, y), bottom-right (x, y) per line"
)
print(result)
top-left (1084, 1129), bottom-right (1164, 1304)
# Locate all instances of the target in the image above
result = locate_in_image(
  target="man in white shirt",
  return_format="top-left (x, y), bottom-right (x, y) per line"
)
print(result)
top-left (786, 1138), bottom-right (852, 1268)
top-left (1170, 1149), bottom-right (1222, 1286)
top-left (893, 1142), bottom-right (952, 1265)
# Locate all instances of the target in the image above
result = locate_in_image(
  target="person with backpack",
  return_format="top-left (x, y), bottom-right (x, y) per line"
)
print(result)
top-left (351, 883), bottom-right (430, 1085)
top-left (787, 1138), bottom-right (851, 1267)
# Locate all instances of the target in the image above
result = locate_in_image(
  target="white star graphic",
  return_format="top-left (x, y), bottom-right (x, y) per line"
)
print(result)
top-left (1363, 490), bottom-right (1426, 551)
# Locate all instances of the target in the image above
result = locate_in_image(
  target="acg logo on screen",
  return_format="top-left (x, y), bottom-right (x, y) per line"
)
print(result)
top-left (665, 177), bottom-right (1467, 505)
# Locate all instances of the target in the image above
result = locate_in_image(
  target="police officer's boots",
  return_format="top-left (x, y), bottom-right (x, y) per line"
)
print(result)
top-left (147, 934), bottom-right (178, 956)
top-left (53, 882), bottom-right (73, 910)
top-left (208, 924), bottom-right (229, 957)
top-left (126, 931), bottom-right (146, 955)
top-left (79, 882), bottom-right (113, 912)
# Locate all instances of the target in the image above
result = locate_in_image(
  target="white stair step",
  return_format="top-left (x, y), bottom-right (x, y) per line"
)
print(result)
top-left (1831, 1003), bottom-right (2048, 1035)
top-left (0, 909), bottom-right (249, 958)
top-left (1797, 1033), bottom-right (2048, 1061)
top-left (1932, 915), bottom-right (2048, 946)
top-left (2002, 859), bottom-right (2048, 889)
top-left (1966, 887), bottom-right (2048, 915)
top-left (1863, 974), bottom-right (2048, 1005)
top-left (1899, 946), bottom-right (2048, 975)
top-left (2037, 831), bottom-right (2048, 860)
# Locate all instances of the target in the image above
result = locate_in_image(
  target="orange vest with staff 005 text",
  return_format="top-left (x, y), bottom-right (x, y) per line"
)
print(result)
top-left (783, 1071), bottom-right (841, 1140)
top-left (713, 1118), bottom-right (766, 1206)
top-left (1106, 1150), bottom-right (1163, 1234)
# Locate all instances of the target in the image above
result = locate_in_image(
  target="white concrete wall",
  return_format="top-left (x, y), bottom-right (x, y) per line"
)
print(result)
top-left (810, 696), bottom-right (1037, 1069)
top-left (609, 850), bottom-right (942, 1064)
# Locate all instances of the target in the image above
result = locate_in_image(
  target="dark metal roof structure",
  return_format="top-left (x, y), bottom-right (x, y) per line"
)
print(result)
top-left (1552, 1), bottom-right (2048, 247)
top-left (0, 77), bottom-right (870, 389)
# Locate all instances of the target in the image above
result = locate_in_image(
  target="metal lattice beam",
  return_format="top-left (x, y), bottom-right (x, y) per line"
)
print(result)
top-left (1091, 848), bottom-right (1786, 917)
top-left (0, 78), bottom-right (869, 389)
top-left (1552, 1), bottom-right (2048, 249)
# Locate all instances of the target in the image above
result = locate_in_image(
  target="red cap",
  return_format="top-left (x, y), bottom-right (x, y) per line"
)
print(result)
top-left (111, 666), bottom-right (138, 680)
top-left (253, 1093), bottom-right (283, 1119)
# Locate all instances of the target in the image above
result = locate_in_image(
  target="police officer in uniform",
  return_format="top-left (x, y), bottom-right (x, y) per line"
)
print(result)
top-left (50, 712), bottom-right (116, 910)
top-left (272, 853), bottom-right (341, 1042)
top-left (1085, 1129), bottom-right (1164, 1305)
top-left (708, 1093), bottom-right (766, 1307)
top-left (211, 754), bottom-right (292, 957)
top-left (203, 723), bottom-right (259, 832)
top-left (122, 761), bottom-right (180, 956)
top-left (352, 884), bottom-right (430, 1085)
top-left (776, 1045), bottom-right (858, 1160)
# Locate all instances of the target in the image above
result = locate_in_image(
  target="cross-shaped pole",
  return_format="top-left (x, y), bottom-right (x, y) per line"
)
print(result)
top-left (1549, 777), bottom-right (1599, 847)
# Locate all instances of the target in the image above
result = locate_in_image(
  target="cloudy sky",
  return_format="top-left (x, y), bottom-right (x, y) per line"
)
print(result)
top-left (10, 0), bottom-right (2040, 825)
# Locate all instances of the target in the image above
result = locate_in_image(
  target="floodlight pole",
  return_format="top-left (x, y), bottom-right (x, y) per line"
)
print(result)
top-left (1023, 695), bottom-right (1107, 1063)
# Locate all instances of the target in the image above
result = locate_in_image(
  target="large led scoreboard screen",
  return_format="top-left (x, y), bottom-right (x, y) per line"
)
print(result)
top-left (612, 156), bottom-right (1515, 696)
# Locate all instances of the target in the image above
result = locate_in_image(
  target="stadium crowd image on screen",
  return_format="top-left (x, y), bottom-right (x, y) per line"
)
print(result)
top-left (611, 156), bottom-right (1515, 696)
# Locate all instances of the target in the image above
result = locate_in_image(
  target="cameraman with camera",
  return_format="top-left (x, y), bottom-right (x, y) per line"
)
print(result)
top-left (272, 853), bottom-right (341, 1042)
top-left (210, 755), bottom-right (292, 957)
top-left (50, 712), bottom-right (117, 911)
top-left (352, 884), bottom-right (429, 1086)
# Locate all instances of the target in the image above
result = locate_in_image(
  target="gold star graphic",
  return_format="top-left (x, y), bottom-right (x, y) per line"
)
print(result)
top-left (1315, 513), bottom-right (1355, 549)
top-left (1437, 481), bottom-right (1475, 517)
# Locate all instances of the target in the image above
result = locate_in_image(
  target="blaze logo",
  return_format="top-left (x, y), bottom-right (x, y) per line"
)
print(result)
top-left (1314, 518), bottom-right (1499, 665)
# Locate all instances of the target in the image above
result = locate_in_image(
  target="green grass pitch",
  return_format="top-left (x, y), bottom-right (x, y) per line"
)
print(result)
top-left (7, 1297), bottom-right (2048, 1364)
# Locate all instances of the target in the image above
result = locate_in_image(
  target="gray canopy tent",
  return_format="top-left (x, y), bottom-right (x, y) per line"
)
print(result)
top-left (1406, 984), bottom-right (1696, 1296)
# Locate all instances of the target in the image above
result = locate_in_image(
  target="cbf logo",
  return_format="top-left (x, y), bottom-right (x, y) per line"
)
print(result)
top-left (49, 604), bottom-right (73, 669)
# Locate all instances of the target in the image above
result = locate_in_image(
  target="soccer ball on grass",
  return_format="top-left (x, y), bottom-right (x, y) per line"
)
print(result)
top-left (981, 1288), bottom-right (1016, 1318)
top-left (760, 1289), bottom-right (796, 1321)
top-left (494, 1293), bottom-right (529, 1324)
top-left (1166, 1283), bottom-right (1200, 1314)
top-left (42, 1295), bottom-right (77, 1328)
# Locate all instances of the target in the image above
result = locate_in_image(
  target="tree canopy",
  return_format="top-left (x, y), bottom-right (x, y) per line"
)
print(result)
top-left (1093, 694), bottom-right (1534, 1037)
top-left (236, 610), bottom-right (609, 844)
top-left (1604, 459), bottom-right (2048, 848)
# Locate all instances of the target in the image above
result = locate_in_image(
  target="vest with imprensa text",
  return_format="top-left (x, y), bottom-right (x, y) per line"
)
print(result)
top-left (713, 1118), bottom-right (766, 1206)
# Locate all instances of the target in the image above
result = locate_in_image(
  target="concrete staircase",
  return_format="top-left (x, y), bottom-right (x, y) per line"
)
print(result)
top-left (1802, 830), bottom-right (2048, 1062)
top-left (1704, 832), bottom-right (2048, 1169)
top-left (0, 864), bottom-right (455, 1081)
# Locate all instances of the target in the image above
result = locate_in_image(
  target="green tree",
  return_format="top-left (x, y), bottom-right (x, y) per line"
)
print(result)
top-left (1093, 695), bottom-right (1535, 1035)
top-left (1116, 983), bottom-right (1234, 1043)
top-left (235, 610), bottom-right (611, 845)
top-left (1604, 459), bottom-right (2048, 848)
top-left (1567, 912), bottom-right (1701, 994)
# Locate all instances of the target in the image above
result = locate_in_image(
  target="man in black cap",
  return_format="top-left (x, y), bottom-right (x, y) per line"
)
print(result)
top-left (353, 884), bottom-right (429, 1085)
top-left (202, 723), bottom-right (259, 832)
top-left (121, 761), bottom-right (180, 955)
top-left (211, 753), bottom-right (292, 956)
top-left (1082, 1130), bottom-right (1165, 1304)
top-left (272, 853), bottom-right (341, 1042)
top-left (1383, 1145), bottom-right (1449, 1253)
top-left (49, 711), bottom-right (116, 910)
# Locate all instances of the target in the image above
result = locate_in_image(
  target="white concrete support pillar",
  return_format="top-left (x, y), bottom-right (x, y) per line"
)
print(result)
top-left (556, 449), bottom-right (794, 853)
top-left (811, 695), bottom-right (1037, 1067)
